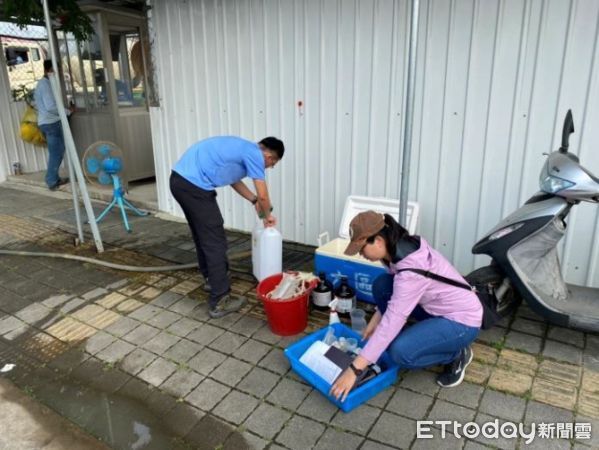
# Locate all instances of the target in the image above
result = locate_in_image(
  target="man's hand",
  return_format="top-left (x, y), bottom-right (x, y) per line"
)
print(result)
top-left (330, 368), bottom-right (357, 402)
top-left (253, 180), bottom-right (273, 221)
top-left (264, 215), bottom-right (277, 227)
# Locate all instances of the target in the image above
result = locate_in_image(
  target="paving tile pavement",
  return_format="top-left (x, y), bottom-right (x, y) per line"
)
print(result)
top-left (163, 338), bottom-right (202, 363)
top-left (160, 367), bottom-right (204, 398)
top-left (478, 390), bottom-right (527, 423)
top-left (236, 366), bottom-right (281, 399)
top-left (118, 347), bottom-right (157, 375)
top-left (3, 187), bottom-right (599, 450)
top-left (212, 390), bottom-right (259, 424)
top-left (368, 411), bottom-right (417, 448)
top-left (243, 403), bottom-right (292, 439)
top-left (185, 378), bottom-right (231, 412)
top-left (266, 377), bottom-right (312, 411)
top-left (209, 356), bottom-right (253, 387)
top-left (330, 404), bottom-right (381, 435)
top-left (137, 357), bottom-right (178, 387)
top-left (275, 415), bottom-right (326, 450)
top-left (386, 387), bottom-right (435, 420)
top-left (314, 427), bottom-right (364, 449)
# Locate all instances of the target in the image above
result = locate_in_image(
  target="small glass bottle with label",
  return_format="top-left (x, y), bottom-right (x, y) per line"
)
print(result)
top-left (334, 276), bottom-right (356, 316)
top-left (311, 272), bottom-right (333, 311)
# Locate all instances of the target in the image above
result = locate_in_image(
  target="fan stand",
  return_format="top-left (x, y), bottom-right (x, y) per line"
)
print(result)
top-left (94, 174), bottom-right (148, 232)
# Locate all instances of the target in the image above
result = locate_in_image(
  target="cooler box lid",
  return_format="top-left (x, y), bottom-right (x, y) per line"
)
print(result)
top-left (338, 196), bottom-right (419, 240)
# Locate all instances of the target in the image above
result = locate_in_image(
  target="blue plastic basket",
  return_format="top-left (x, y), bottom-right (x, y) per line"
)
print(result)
top-left (284, 323), bottom-right (399, 413)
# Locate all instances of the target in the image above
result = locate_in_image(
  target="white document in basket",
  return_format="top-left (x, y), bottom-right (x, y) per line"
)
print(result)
top-left (299, 340), bottom-right (342, 385)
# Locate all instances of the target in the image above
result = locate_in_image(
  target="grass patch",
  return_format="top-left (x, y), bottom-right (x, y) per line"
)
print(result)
top-left (491, 340), bottom-right (505, 351)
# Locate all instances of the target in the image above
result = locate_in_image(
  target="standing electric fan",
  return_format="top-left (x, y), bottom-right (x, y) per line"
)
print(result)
top-left (82, 141), bottom-right (147, 232)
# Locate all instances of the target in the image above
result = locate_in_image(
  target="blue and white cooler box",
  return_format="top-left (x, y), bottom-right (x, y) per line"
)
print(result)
top-left (314, 196), bottom-right (419, 304)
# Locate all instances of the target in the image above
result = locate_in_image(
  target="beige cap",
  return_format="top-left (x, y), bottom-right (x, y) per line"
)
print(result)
top-left (344, 211), bottom-right (385, 256)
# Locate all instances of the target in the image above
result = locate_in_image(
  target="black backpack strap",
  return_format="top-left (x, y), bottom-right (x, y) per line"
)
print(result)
top-left (396, 268), bottom-right (474, 292)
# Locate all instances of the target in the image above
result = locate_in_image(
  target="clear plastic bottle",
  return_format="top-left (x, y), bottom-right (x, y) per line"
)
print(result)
top-left (350, 308), bottom-right (367, 334)
top-left (328, 299), bottom-right (341, 324)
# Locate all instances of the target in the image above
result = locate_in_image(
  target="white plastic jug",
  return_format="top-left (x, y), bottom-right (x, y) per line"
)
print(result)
top-left (252, 220), bottom-right (262, 274)
top-left (252, 220), bottom-right (282, 281)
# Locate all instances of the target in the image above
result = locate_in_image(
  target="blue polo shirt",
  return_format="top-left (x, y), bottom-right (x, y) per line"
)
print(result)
top-left (174, 136), bottom-right (265, 190)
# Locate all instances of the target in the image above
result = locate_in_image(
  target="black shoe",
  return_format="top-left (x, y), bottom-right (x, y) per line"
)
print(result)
top-left (209, 294), bottom-right (247, 319)
top-left (48, 177), bottom-right (69, 191)
top-left (436, 347), bottom-right (473, 388)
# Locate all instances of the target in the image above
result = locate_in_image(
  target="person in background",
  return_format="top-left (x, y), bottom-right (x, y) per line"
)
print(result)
top-left (34, 60), bottom-right (70, 190)
top-left (330, 211), bottom-right (483, 401)
top-left (170, 136), bottom-right (284, 318)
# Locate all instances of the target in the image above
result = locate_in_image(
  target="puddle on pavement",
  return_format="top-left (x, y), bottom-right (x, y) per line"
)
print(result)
top-left (0, 349), bottom-right (246, 450)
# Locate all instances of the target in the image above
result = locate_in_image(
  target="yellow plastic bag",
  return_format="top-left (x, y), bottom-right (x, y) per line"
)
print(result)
top-left (19, 106), bottom-right (46, 146)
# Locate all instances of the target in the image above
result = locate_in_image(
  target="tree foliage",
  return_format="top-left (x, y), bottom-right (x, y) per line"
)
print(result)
top-left (2, 0), bottom-right (93, 42)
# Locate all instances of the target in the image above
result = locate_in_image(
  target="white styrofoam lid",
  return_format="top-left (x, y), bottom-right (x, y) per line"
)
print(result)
top-left (338, 195), bottom-right (419, 239)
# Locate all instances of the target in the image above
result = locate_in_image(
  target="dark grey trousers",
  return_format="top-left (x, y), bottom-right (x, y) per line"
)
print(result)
top-left (169, 171), bottom-right (230, 306)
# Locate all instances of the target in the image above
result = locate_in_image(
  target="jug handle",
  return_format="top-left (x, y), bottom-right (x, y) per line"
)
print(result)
top-left (317, 232), bottom-right (330, 247)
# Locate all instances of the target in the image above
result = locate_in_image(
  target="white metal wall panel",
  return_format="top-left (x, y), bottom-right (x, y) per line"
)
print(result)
top-left (149, 0), bottom-right (410, 234)
top-left (148, 0), bottom-right (599, 286)
top-left (0, 53), bottom-right (49, 182)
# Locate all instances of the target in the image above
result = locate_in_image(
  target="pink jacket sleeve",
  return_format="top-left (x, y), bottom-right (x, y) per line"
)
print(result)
top-left (360, 272), bottom-right (430, 364)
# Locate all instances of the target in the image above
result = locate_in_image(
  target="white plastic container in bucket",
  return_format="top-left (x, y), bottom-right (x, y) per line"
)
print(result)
top-left (252, 220), bottom-right (283, 281)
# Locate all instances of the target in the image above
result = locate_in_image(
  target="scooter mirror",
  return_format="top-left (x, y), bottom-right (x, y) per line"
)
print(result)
top-left (559, 109), bottom-right (575, 154)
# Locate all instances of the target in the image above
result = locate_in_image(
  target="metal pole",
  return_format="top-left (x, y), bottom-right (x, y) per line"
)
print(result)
top-left (49, 30), bottom-right (85, 244)
top-left (42, 18), bottom-right (83, 243)
top-left (42, 0), bottom-right (105, 252)
top-left (64, 129), bottom-right (82, 235)
top-left (399, 0), bottom-right (420, 227)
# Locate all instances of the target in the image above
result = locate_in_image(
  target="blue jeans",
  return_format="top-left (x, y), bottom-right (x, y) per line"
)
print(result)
top-left (39, 121), bottom-right (65, 188)
top-left (372, 274), bottom-right (479, 369)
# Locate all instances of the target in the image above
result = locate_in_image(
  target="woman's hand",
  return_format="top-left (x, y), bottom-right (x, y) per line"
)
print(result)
top-left (329, 368), bottom-right (357, 402)
top-left (362, 310), bottom-right (382, 340)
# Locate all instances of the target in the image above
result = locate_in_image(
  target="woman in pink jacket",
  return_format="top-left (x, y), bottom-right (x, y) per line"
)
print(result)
top-left (331, 211), bottom-right (483, 401)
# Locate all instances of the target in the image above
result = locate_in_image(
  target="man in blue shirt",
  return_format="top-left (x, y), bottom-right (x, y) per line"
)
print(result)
top-left (170, 136), bottom-right (284, 318)
top-left (34, 60), bottom-right (70, 190)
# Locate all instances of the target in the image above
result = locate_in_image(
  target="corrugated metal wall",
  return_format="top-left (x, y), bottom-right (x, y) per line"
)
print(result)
top-left (148, 0), bottom-right (599, 286)
top-left (0, 53), bottom-right (49, 182)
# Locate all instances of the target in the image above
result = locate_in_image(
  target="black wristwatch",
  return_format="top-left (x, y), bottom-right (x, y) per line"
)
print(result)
top-left (251, 196), bottom-right (258, 205)
top-left (349, 363), bottom-right (364, 377)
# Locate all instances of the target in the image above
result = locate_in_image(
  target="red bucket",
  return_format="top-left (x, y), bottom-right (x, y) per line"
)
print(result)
top-left (257, 273), bottom-right (317, 336)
